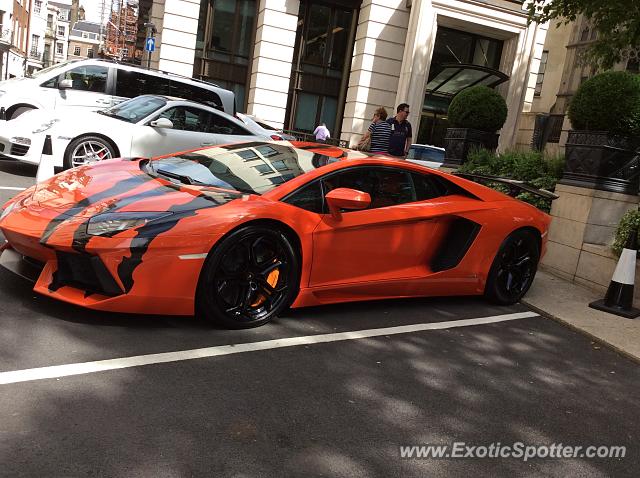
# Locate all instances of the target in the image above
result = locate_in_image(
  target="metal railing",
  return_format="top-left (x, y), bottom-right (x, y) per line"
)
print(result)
top-left (281, 129), bottom-right (349, 148)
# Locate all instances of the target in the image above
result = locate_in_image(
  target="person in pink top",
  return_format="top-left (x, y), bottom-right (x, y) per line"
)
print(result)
top-left (313, 122), bottom-right (331, 143)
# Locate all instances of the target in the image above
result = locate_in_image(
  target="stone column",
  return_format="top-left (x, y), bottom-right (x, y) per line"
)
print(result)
top-left (395, 0), bottom-right (437, 137)
top-left (340, 0), bottom-right (410, 147)
top-left (246, 0), bottom-right (300, 128)
top-left (155, 0), bottom-right (200, 77)
top-left (499, 20), bottom-right (548, 151)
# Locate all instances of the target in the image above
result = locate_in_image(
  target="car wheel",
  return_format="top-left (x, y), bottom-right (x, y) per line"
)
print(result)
top-left (197, 225), bottom-right (300, 329)
top-left (484, 230), bottom-right (540, 305)
top-left (64, 135), bottom-right (116, 170)
top-left (10, 106), bottom-right (34, 119)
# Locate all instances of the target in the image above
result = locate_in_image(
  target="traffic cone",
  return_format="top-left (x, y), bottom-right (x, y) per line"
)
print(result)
top-left (589, 226), bottom-right (640, 318)
top-left (36, 135), bottom-right (54, 183)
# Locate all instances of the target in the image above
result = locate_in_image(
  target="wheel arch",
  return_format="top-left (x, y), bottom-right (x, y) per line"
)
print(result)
top-left (196, 217), bottom-right (304, 293)
top-left (6, 103), bottom-right (37, 119)
top-left (64, 133), bottom-right (121, 161)
top-left (512, 225), bottom-right (542, 254)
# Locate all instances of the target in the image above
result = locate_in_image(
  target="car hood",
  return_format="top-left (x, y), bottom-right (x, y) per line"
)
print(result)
top-left (28, 159), bottom-right (244, 218)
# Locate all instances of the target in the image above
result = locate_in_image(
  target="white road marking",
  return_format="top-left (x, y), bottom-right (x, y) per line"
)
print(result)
top-left (0, 311), bottom-right (538, 385)
top-left (0, 186), bottom-right (27, 191)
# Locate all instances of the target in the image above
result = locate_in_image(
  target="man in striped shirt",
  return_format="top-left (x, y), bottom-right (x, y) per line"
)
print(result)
top-left (363, 107), bottom-right (392, 154)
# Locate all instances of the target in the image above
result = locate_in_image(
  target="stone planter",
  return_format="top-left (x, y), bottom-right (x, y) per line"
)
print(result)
top-left (561, 130), bottom-right (638, 195)
top-left (443, 128), bottom-right (499, 168)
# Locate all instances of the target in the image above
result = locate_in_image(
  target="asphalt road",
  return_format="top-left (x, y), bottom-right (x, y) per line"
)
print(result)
top-left (0, 159), bottom-right (639, 478)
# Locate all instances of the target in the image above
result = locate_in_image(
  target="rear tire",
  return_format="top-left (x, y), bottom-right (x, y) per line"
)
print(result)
top-left (196, 226), bottom-right (300, 329)
top-left (484, 230), bottom-right (540, 305)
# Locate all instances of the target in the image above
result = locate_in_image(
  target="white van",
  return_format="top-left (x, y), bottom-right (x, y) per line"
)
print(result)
top-left (0, 59), bottom-right (236, 120)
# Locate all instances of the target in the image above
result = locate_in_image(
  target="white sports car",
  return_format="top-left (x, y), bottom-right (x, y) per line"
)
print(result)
top-left (0, 95), bottom-right (268, 169)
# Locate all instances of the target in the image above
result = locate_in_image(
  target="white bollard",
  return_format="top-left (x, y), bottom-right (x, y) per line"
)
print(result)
top-left (35, 135), bottom-right (55, 183)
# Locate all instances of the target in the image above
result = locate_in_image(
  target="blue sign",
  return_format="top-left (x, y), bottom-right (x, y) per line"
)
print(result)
top-left (145, 37), bottom-right (155, 52)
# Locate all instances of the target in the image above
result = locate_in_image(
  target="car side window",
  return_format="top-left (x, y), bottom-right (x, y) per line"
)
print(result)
top-left (158, 106), bottom-right (206, 132)
top-left (209, 112), bottom-right (250, 135)
top-left (322, 168), bottom-right (415, 211)
top-left (61, 65), bottom-right (108, 92)
top-left (412, 173), bottom-right (448, 201)
top-left (171, 82), bottom-right (223, 111)
top-left (283, 181), bottom-right (324, 214)
top-left (116, 70), bottom-right (149, 97)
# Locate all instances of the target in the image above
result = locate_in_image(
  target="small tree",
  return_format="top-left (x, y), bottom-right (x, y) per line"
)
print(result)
top-left (527, 0), bottom-right (640, 69)
top-left (447, 86), bottom-right (508, 133)
top-left (568, 71), bottom-right (640, 137)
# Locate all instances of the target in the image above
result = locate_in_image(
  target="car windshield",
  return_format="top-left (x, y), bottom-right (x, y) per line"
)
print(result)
top-left (408, 146), bottom-right (445, 162)
top-left (101, 96), bottom-right (167, 123)
top-left (145, 142), bottom-right (345, 194)
top-left (29, 59), bottom-right (80, 78)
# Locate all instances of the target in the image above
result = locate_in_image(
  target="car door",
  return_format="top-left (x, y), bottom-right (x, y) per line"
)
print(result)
top-left (309, 166), bottom-right (444, 288)
top-left (53, 64), bottom-right (112, 111)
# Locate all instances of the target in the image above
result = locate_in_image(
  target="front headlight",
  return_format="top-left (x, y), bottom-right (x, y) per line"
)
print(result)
top-left (0, 202), bottom-right (16, 221)
top-left (86, 211), bottom-right (173, 236)
top-left (32, 119), bottom-right (59, 134)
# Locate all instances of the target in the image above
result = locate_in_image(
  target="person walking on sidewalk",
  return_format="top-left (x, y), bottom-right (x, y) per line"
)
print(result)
top-left (386, 103), bottom-right (412, 158)
top-left (358, 107), bottom-right (392, 154)
top-left (313, 122), bottom-right (331, 143)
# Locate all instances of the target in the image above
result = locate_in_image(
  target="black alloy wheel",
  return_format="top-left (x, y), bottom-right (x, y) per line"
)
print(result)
top-left (197, 226), bottom-right (300, 328)
top-left (485, 230), bottom-right (540, 305)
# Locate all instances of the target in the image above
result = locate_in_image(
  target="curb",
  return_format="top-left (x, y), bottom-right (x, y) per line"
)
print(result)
top-left (521, 298), bottom-right (640, 365)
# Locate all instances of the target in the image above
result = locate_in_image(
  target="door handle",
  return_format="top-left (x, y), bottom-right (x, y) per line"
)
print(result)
top-left (200, 142), bottom-right (215, 146)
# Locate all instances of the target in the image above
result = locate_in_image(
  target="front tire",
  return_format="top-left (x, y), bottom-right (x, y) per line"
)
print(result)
top-left (64, 135), bottom-right (116, 170)
top-left (196, 226), bottom-right (300, 329)
top-left (484, 230), bottom-right (540, 305)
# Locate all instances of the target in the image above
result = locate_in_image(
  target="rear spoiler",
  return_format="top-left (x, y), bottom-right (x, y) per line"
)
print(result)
top-left (453, 172), bottom-right (559, 200)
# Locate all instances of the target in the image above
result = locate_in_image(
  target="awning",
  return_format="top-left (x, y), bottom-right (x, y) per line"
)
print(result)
top-left (425, 63), bottom-right (509, 98)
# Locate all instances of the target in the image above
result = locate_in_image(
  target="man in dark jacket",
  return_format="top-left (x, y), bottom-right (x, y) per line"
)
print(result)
top-left (386, 103), bottom-right (412, 158)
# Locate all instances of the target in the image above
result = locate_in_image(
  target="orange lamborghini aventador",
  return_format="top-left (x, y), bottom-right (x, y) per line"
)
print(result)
top-left (0, 142), bottom-right (550, 328)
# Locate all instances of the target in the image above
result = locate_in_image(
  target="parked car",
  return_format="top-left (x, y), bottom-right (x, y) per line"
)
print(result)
top-left (406, 143), bottom-right (445, 169)
top-left (0, 59), bottom-right (235, 119)
top-left (0, 95), bottom-right (268, 169)
top-left (0, 142), bottom-right (550, 328)
top-left (236, 113), bottom-right (296, 140)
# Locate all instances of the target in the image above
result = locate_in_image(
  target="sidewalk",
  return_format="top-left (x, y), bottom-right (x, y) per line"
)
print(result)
top-left (522, 267), bottom-right (640, 362)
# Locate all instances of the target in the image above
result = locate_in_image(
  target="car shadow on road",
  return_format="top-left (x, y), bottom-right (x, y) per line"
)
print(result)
top-left (0, 158), bottom-right (39, 178)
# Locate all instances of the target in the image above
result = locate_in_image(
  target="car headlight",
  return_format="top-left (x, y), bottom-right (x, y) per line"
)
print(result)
top-left (0, 202), bottom-right (16, 221)
top-left (32, 119), bottom-right (59, 134)
top-left (86, 211), bottom-right (173, 236)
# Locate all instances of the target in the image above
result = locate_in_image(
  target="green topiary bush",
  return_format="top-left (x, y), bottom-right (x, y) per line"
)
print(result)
top-left (447, 86), bottom-right (508, 132)
top-left (568, 71), bottom-right (640, 137)
top-left (612, 209), bottom-right (640, 257)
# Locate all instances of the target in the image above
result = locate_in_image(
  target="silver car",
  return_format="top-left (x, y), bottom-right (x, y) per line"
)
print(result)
top-left (236, 113), bottom-right (297, 141)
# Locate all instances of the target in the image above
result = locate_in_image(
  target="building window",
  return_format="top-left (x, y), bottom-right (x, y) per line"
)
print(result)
top-left (31, 34), bottom-right (39, 50)
top-left (74, 45), bottom-right (80, 56)
top-left (47, 14), bottom-right (53, 29)
top-left (82, 32), bottom-right (89, 38)
top-left (534, 50), bottom-right (549, 97)
top-left (194, 0), bottom-right (258, 112)
top-left (87, 48), bottom-right (94, 58)
top-left (56, 42), bottom-right (63, 55)
top-left (285, 2), bottom-right (358, 135)
top-left (57, 26), bottom-right (65, 37)
top-left (34, 0), bottom-right (42, 14)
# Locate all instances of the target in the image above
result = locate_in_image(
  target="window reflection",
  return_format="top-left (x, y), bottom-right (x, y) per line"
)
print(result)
top-left (152, 142), bottom-right (343, 195)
